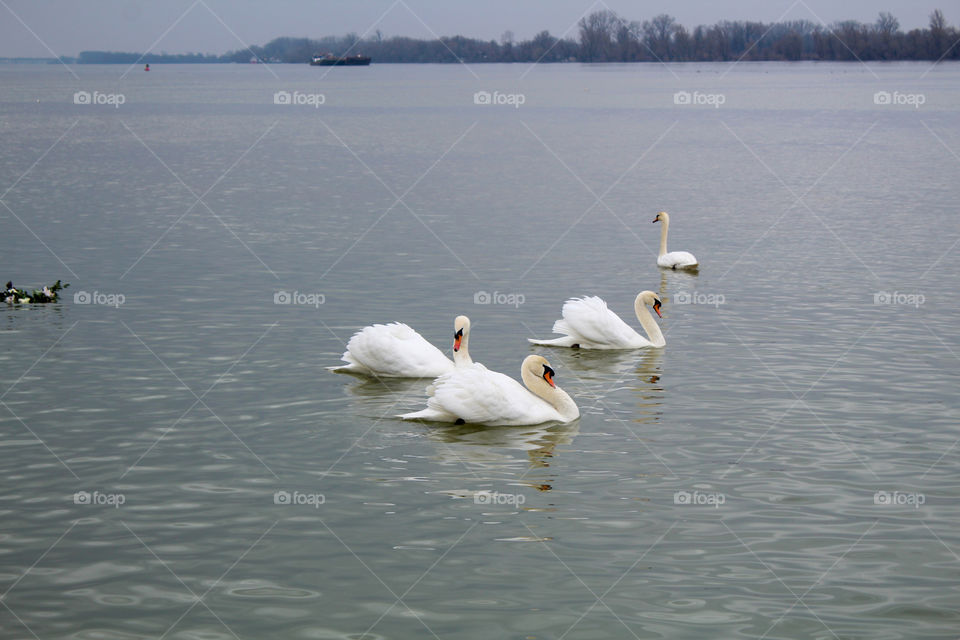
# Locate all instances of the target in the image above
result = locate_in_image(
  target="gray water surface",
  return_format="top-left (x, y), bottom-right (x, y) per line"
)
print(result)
top-left (1, 61), bottom-right (958, 639)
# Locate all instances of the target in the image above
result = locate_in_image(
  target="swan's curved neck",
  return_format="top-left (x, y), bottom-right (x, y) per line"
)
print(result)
top-left (658, 218), bottom-right (669, 257)
top-left (635, 298), bottom-right (666, 347)
top-left (521, 367), bottom-right (580, 421)
top-left (453, 327), bottom-right (472, 366)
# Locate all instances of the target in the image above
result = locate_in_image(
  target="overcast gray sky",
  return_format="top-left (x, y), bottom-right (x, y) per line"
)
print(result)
top-left (0, 0), bottom-right (948, 58)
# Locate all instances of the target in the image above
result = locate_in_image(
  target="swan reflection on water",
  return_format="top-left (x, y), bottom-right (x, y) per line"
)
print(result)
top-left (425, 418), bottom-right (581, 476)
top-left (341, 375), bottom-right (430, 418)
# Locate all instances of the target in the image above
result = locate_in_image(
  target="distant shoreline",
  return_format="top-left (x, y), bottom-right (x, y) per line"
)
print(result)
top-left (5, 9), bottom-right (958, 65)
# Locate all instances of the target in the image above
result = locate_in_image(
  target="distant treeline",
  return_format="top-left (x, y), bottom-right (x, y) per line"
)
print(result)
top-left (77, 51), bottom-right (221, 64)
top-left (77, 9), bottom-right (958, 64)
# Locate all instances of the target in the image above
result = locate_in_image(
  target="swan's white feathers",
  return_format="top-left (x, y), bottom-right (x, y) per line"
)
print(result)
top-left (401, 363), bottom-right (572, 426)
top-left (658, 251), bottom-right (698, 269)
top-left (332, 322), bottom-right (454, 378)
top-left (558, 296), bottom-right (639, 346)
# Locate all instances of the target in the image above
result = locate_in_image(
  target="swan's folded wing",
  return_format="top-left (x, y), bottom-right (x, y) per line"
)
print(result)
top-left (560, 297), bottom-right (638, 345)
top-left (660, 251), bottom-right (698, 268)
top-left (345, 323), bottom-right (453, 376)
top-left (429, 365), bottom-right (545, 424)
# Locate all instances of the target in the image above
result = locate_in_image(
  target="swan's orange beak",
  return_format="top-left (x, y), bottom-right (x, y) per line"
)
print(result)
top-left (543, 366), bottom-right (556, 388)
top-left (653, 299), bottom-right (662, 317)
top-left (652, 215), bottom-right (660, 223)
top-left (453, 328), bottom-right (463, 352)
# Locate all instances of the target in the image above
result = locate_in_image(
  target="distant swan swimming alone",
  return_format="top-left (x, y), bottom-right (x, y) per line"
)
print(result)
top-left (528, 291), bottom-right (665, 349)
top-left (329, 315), bottom-right (473, 377)
top-left (400, 355), bottom-right (579, 426)
top-left (653, 211), bottom-right (698, 269)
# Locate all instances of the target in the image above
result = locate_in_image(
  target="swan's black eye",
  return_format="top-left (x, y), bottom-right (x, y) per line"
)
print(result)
top-left (455, 328), bottom-right (463, 338)
top-left (543, 365), bottom-right (555, 377)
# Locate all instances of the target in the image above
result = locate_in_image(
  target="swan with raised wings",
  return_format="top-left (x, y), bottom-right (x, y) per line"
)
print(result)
top-left (400, 355), bottom-right (579, 426)
top-left (528, 291), bottom-right (664, 349)
top-left (653, 211), bottom-right (698, 269)
top-left (330, 315), bottom-right (473, 377)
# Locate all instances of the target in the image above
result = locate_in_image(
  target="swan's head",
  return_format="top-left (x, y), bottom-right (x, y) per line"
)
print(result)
top-left (652, 211), bottom-right (669, 224)
top-left (637, 290), bottom-right (663, 318)
top-left (523, 354), bottom-right (557, 388)
top-left (453, 315), bottom-right (470, 352)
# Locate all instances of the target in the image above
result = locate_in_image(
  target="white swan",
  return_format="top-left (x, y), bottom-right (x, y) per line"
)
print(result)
top-left (653, 211), bottom-right (698, 269)
top-left (528, 291), bottom-right (664, 349)
top-left (400, 355), bottom-right (579, 426)
top-left (330, 315), bottom-right (473, 377)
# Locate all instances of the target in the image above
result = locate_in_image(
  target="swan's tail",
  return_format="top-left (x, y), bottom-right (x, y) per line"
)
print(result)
top-left (328, 352), bottom-right (367, 374)
top-left (527, 335), bottom-right (580, 347)
top-left (527, 319), bottom-right (579, 347)
top-left (398, 407), bottom-right (455, 421)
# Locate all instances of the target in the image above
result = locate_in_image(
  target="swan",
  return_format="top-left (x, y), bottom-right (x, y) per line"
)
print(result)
top-left (653, 211), bottom-right (698, 269)
top-left (330, 315), bottom-right (473, 377)
top-left (528, 291), bottom-right (664, 349)
top-left (400, 355), bottom-right (579, 426)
